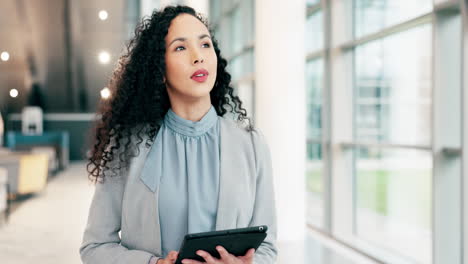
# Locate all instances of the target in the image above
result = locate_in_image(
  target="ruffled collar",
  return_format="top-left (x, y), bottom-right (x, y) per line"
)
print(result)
top-left (164, 105), bottom-right (218, 137)
top-left (140, 105), bottom-right (219, 192)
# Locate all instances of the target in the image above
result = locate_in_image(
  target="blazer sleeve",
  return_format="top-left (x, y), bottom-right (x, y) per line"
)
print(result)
top-left (249, 129), bottom-right (278, 264)
top-left (79, 170), bottom-right (159, 264)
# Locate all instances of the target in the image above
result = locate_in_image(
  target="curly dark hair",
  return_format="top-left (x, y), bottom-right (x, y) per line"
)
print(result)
top-left (87, 5), bottom-right (253, 183)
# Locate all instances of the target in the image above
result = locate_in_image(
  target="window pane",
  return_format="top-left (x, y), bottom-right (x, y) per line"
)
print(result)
top-left (306, 59), bottom-right (323, 139)
top-left (354, 147), bottom-right (432, 264)
top-left (228, 56), bottom-right (241, 81)
top-left (228, 51), bottom-right (253, 82)
top-left (209, 0), bottom-right (221, 23)
top-left (354, 0), bottom-right (432, 38)
top-left (219, 18), bottom-right (231, 57)
top-left (354, 25), bottom-right (432, 146)
top-left (221, 0), bottom-right (237, 13)
top-left (305, 11), bottom-right (324, 54)
top-left (306, 143), bottom-right (323, 228)
top-left (242, 50), bottom-right (254, 76)
top-left (306, 58), bottom-right (324, 229)
top-left (231, 7), bottom-right (242, 54)
top-left (240, 0), bottom-right (254, 45)
top-left (307, 0), bottom-right (320, 7)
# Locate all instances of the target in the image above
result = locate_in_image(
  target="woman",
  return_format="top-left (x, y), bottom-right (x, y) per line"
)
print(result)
top-left (80, 5), bottom-right (277, 264)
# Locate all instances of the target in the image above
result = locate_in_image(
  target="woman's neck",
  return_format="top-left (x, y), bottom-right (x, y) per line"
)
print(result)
top-left (169, 99), bottom-right (212, 122)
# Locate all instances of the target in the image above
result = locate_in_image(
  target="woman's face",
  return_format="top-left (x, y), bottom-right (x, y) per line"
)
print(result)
top-left (164, 14), bottom-right (217, 103)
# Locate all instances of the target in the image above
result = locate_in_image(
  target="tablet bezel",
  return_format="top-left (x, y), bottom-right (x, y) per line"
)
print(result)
top-left (174, 225), bottom-right (268, 264)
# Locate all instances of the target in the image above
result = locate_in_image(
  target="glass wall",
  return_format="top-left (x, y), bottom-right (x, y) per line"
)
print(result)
top-left (305, 1), bottom-right (326, 230)
top-left (306, 11), bottom-right (324, 54)
top-left (354, 147), bottom-right (432, 263)
top-left (353, 0), bottom-right (432, 37)
top-left (209, 0), bottom-right (255, 120)
top-left (305, 0), bottom-right (462, 263)
top-left (306, 58), bottom-right (324, 228)
top-left (351, 6), bottom-right (433, 264)
top-left (213, 0), bottom-right (465, 263)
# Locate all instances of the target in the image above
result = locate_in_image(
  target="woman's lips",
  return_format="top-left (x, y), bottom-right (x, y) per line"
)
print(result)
top-left (191, 69), bottom-right (209, 83)
top-left (191, 74), bottom-right (208, 83)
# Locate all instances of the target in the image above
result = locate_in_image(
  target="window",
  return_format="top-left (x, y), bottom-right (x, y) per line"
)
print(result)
top-left (305, 1), bottom-right (326, 230)
top-left (307, 0), bottom-right (320, 8)
top-left (354, 147), bottom-right (432, 264)
top-left (306, 59), bottom-right (324, 228)
top-left (354, 25), bottom-right (432, 146)
top-left (306, 11), bottom-right (323, 54)
top-left (354, 0), bottom-right (432, 38)
top-left (352, 21), bottom-right (432, 264)
top-left (210, 0), bottom-right (255, 121)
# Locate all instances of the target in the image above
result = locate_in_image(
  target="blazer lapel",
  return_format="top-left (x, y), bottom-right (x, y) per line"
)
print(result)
top-left (125, 138), bottom-right (162, 255)
top-left (215, 118), bottom-right (242, 230)
top-left (140, 127), bottom-right (164, 193)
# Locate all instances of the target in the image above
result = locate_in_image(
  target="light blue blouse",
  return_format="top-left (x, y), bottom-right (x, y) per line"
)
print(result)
top-left (140, 105), bottom-right (220, 258)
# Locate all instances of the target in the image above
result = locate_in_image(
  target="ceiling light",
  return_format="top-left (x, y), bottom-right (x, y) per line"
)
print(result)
top-left (1, 51), bottom-right (10, 61)
top-left (99, 10), bottom-right (108, 21)
top-left (9, 89), bottom-right (18, 98)
top-left (100, 87), bottom-right (111, 99)
top-left (98, 51), bottom-right (110, 64)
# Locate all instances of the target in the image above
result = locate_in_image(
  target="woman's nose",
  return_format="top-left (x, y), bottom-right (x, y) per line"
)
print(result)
top-left (192, 50), bottom-right (204, 64)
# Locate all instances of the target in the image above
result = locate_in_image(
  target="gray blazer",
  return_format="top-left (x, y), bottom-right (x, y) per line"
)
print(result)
top-left (79, 117), bottom-right (278, 264)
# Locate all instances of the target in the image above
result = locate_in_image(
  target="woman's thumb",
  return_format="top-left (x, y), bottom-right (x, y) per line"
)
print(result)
top-left (246, 248), bottom-right (255, 258)
top-left (168, 251), bottom-right (178, 260)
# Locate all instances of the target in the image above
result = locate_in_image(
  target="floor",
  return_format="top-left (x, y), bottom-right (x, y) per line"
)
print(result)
top-left (0, 162), bottom-right (377, 264)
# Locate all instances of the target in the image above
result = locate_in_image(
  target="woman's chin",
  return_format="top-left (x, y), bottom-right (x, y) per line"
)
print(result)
top-left (182, 91), bottom-right (211, 101)
top-left (187, 86), bottom-right (213, 98)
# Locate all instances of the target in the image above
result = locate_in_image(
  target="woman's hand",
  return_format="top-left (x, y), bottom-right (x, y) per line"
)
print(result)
top-left (181, 246), bottom-right (255, 264)
top-left (157, 251), bottom-right (179, 264)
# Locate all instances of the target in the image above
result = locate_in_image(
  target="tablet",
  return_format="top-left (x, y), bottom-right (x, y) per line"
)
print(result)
top-left (175, 225), bottom-right (268, 264)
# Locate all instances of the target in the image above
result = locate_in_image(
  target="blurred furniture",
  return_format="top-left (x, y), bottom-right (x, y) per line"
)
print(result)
top-left (0, 154), bottom-right (19, 196)
top-left (0, 167), bottom-right (8, 224)
top-left (17, 153), bottom-right (49, 194)
top-left (5, 131), bottom-right (69, 170)
top-left (7, 112), bottom-right (95, 161)
top-left (21, 106), bottom-right (43, 135)
top-left (0, 110), bottom-right (4, 146)
top-left (31, 146), bottom-right (58, 173)
top-left (0, 152), bottom-right (48, 195)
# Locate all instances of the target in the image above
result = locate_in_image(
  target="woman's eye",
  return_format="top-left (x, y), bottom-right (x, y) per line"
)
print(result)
top-left (175, 43), bottom-right (210, 51)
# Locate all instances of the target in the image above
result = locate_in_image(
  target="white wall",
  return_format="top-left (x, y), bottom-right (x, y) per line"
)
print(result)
top-left (255, 0), bottom-right (306, 246)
